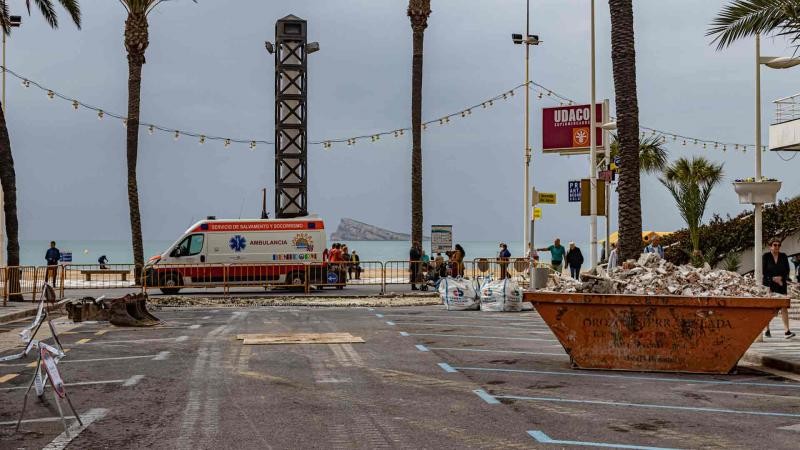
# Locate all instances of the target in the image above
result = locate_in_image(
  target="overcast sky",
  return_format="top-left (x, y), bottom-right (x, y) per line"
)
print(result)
top-left (6, 0), bottom-right (799, 248)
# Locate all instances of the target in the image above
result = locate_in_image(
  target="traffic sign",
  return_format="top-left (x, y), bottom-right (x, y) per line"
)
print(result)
top-left (568, 181), bottom-right (581, 202)
top-left (533, 207), bottom-right (542, 220)
top-left (327, 272), bottom-right (339, 284)
top-left (537, 193), bottom-right (557, 204)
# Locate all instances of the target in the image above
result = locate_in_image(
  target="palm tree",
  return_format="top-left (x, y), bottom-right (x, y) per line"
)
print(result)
top-left (608, 0), bottom-right (642, 262)
top-left (118, 0), bottom-right (193, 277)
top-left (707, 0), bottom-right (800, 50)
top-left (0, 1), bottom-right (80, 301)
top-left (659, 157), bottom-right (725, 257)
top-left (603, 133), bottom-right (669, 175)
top-left (407, 0), bottom-right (430, 249)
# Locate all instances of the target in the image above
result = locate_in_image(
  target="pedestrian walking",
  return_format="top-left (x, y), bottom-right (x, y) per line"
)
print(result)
top-left (607, 243), bottom-right (619, 270)
top-left (351, 251), bottom-right (362, 280)
top-left (409, 242), bottom-right (422, 290)
top-left (763, 238), bottom-right (795, 339)
top-left (342, 246), bottom-right (352, 279)
top-left (498, 243), bottom-right (511, 279)
top-left (792, 255), bottom-right (800, 283)
top-left (644, 236), bottom-right (665, 259)
top-left (538, 238), bottom-right (566, 274)
top-left (566, 242), bottom-right (584, 280)
top-left (45, 241), bottom-right (61, 287)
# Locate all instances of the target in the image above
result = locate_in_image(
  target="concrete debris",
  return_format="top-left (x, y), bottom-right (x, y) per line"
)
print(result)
top-left (544, 252), bottom-right (777, 297)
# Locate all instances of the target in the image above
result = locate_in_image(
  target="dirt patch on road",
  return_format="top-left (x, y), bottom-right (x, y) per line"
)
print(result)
top-left (148, 295), bottom-right (440, 308)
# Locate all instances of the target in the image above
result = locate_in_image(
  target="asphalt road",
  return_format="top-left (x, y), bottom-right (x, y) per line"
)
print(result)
top-left (1, 305), bottom-right (799, 449)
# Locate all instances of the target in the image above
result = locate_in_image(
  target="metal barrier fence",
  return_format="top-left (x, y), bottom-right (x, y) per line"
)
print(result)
top-left (2, 266), bottom-right (43, 303)
top-left (0, 258), bottom-right (554, 302)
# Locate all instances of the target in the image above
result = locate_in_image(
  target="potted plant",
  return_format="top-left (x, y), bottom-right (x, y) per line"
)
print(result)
top-left (732, 177), bottom-right (782, 204)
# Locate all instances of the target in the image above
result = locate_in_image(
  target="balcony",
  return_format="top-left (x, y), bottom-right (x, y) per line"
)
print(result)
top-left (769, 93), bottom-right (800, 151)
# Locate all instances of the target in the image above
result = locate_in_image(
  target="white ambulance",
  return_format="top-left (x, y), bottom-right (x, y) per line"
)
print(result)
top-left (144, 217), bottom-right (330, 294)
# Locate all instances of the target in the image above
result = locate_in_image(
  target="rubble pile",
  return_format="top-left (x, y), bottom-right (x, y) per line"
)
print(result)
top-left (545, 253), bottom-right (776, 297)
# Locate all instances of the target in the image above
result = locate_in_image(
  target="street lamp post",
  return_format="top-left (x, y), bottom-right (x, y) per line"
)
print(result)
top-left (0, 15), bottom-right (21, 267)
top-left (512, 0), bottom-right (540, 258)
top-left (753, 34), bottom-right (800, 286)
top-left (589, 0), bottom-right (598, 269)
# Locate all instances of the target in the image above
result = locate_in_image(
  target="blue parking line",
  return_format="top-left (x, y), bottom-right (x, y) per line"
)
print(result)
top-left (452, 366), bottom-right (800, 389)
top-left (404, 332), bottom-right (557, 342)
top-left (438, 363), bottom-right (458, 373)
top-left (473, 389), bottom-right (500, 404)
top-left (415, 344), bottom-right (429, 352)
top-left (399, 332), bottom-right (409, 337)
top-left (527, 430), bottom-right (681, 450)
top-left (500, 395), bottom-right (800, 418)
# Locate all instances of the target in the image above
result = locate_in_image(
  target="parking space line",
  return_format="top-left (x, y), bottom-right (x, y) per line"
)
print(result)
top-left (0, 373), bottom-right (18, 383)
top-left (527, 430), bottom-right (681, 450)
top-left (94, 330), bottom-right (108, 336)
top-left (381, 313), bottom-right (546, 322)
top-left (427, 347), bottom-right (566, 357)
top-left (452, 365), bottom-right (800, 389)
top-left (403, 332), bottom-right (557, 342)
top-left (0, 375), bottom-right (144, 391)
top-left (399, 332), bottom-right (409, 336)
top-left (415, 344), bottom-right (429, 352)
top-left (390, 322), bottom-right (552, 333)
top-left (153, 351), bottom-right (171, 361)
top-left (76, 338), bottom-right (91, 344)
top-left (375, 313), bottom-right (384, 318)
top-left (41, 408), bottom-right (109, 450)
top-left (386, 321), bottom-right (396, 326)
top-left (438, 363), bottom-right (458, 373)
top-left (81, 336), bottom-right (188, 345)
top-left (189, 324), bottom-right (201, 329)
top-left (497, 394), bottom-right (800, 418)
top-left (473, 389), bottom-right (500, 404)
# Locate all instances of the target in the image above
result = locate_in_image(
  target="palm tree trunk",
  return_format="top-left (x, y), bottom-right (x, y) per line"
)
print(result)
top-left (125, 13), bottom-right (149, 278)
top-left (0, 101), bottom-right (22, 300)
top-left (608, 0), bottom-right (642, 262)
top-left (408, 1), bottom-right (431, 248)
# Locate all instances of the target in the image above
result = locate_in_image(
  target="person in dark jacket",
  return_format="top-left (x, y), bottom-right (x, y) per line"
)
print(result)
top-left (498, 243), bottom-right (511, 279)
top-left (409, 242), bottom-right (422, 290)
top-left (44, 241), bottom-right (61, 286)
top-left (763, 238), bottom-right (795, 339)
top-left (565, 242), bottom-right (584, 280)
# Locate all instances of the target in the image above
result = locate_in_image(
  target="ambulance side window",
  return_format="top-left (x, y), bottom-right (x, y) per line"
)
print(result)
top-left (174, 234), bottom-right (204, 257)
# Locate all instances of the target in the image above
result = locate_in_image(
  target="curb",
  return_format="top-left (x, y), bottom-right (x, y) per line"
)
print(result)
top-left (741, 350), bottom-right (800, 375)
top-left (0, 299), bottom-right (70, 325)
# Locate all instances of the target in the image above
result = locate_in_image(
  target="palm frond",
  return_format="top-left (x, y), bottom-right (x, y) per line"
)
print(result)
top-left (31, 0), bottom-right (58, 28)
top-left (0, 1), bottom-right (10, 35)
top-left (708, 0), bottom-right (800, 50)
top-left (55, 0), bottom-right (81, 28)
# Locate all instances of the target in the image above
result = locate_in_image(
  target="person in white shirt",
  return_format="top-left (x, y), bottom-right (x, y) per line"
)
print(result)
top-left (607, 243), bottom-right (619, 270)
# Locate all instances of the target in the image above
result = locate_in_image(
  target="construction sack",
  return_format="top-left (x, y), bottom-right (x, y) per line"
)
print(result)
top-left (439, 277), bottom-right (479, 311)
top-left (479, 278), bottom-right (523, 312)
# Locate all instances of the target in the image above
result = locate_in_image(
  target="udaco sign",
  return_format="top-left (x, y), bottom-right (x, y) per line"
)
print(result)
top-left (542, 103), bottom-right (605, 154)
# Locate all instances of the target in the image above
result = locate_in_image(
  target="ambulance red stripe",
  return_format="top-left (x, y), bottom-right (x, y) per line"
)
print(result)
top-left (191, 221), bottom-right (325, 232)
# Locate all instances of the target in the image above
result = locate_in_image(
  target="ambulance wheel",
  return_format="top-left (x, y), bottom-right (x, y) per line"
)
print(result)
top-left (287, 272), bottom-right (305, 289)
top-left (160, 273), bottom-right (182, 295)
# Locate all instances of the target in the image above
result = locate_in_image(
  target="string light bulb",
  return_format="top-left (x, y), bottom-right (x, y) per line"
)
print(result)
top-left (148, 125), bottom-right (154, 135)
top-left (122, 119), bottom-right (127, 128)
top-left (97, 110), bottom-right (104, 120)
top-left (250, 141), bottom-right (256, 150)
top-left (537, 92), bottom-right (543, 99)
top-left (22, 79), bottom-right (30, 88)
top-left (224, 139), bottom-right (231, 148)
top-left (72, 100), bottom-right (79, 110)
top-left (682, 140), bottom-right (686, 146)
top-left (199, 135), bottom-right (206, 145)
top-left (174, 131), bottom-right (180, 141)
top-left (47, 90), bottom-right (55, 100)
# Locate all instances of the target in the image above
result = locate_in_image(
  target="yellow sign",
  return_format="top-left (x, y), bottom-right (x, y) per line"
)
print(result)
top-left (533, 207), bottom-right (542, 220)
top-left (538, 193), bottom-right (557, 204)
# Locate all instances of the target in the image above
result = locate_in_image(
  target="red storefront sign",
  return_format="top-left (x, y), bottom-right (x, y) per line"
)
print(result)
top-left (542, 103), bottom-right (605, 154)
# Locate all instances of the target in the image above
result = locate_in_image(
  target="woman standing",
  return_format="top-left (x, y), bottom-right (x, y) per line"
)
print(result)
top-left (763, 239), bottom-right (795, 339)
top-left (450, 244), bottom-right (465, 277)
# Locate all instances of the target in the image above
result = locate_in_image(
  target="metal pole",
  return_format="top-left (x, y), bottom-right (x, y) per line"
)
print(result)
top-left (589, 0), bottom-right (598, 269)
top-left (523, 0), bottom-right (531, 256)
top-left (603, 98), bottom-right (611, 261)
top-left (0, 31), bottom-right (5, 267)
top-left (754, 34), bottom-right (763, 285)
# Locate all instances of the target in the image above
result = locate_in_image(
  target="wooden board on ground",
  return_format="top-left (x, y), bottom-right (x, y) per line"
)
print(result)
top-left (239, 333), bottom-right (365, 345)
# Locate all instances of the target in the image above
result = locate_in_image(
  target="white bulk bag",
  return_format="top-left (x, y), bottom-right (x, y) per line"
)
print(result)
top-left (479, 279), bottom-right (523, 312)
top-left (439, 277), bottom-right (479, 311)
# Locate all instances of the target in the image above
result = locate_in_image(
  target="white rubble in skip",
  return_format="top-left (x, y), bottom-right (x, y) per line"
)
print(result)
top-left (544, 252), bottom-right (781, 297)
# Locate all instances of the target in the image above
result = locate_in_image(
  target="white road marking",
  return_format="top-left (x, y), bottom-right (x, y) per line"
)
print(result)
top-left (202, 316), bottom-right (212, 320)
top-left (123, 375), bottom-right (144, 387)
top-left (80, 336), bottom-right (188, 345)
top-left (390, 322), bottom-right (552, 333)
top-left (189, 324), bottom-right (201, 329)
top-left (175, 335), bottom-right (189, 342)
top-left (1, 376), bottom-right (142, 391)
top-left (153, 351), bottom-right (171, 361)
top-left (41, 408), bottom-right (109, 450)
top-left (778, 423), bottom-right (800, 432)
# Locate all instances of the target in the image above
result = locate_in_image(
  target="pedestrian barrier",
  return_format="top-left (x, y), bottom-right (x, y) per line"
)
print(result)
top-left (472, 258), bottom-right (554, 288)
top-left (312, 261), bottom-right (385, 292)
top-left (384, 260), bottom-right (476, 290)
top-left (2, 266), bottom-right (42, 303)
top-left (143, 262), bottom-right (310, 295)
top-left (59, 264), bottom-right (139, 291)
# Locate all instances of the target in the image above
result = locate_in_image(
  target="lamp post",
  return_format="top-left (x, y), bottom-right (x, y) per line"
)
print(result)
top-left (753, 34), bottom-right (800, 286)
top-left (512, 0), bottom-right (540, 257)
top-left (601, 118), bottom-right (617, 262)
top-left (588, 0), bottom-right (598, 269)
top-left (0, 15), bottom-right (21, 267)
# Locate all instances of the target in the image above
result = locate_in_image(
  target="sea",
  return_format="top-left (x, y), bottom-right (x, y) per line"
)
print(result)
top-left (18, 239), bottom-right (590, 266)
